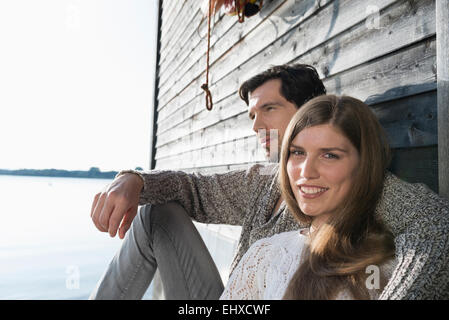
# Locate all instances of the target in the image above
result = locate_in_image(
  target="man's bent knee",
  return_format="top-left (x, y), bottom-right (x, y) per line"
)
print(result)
top-left (139, 202), bottom-right (193, 236)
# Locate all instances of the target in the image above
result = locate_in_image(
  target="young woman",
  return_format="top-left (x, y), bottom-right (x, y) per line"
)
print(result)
top-left (220, 95), bottom-right (396, 300)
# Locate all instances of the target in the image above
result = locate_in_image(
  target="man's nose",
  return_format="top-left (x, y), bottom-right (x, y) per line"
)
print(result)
top-left (252, 115), bottom-right (263, 133)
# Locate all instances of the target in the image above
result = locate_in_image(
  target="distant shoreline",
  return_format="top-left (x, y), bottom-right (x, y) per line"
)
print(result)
top-left (0, 167), bottom-right (119, 179)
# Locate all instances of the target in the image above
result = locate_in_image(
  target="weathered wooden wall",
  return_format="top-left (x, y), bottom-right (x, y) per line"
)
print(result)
top-left (153, 0), bottom-right (438, 192)
top-left (437, 0), bottom-right (449, 197)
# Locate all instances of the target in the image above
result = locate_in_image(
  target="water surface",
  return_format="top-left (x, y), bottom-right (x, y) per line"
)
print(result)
top-left (0, 175), bottom-right (150, 299)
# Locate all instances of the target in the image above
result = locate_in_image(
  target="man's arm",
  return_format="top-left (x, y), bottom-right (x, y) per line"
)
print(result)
top-left (135, 164), bottom-right (276, 225)
top-left (376, 173), bottom-right (449, 299)
top-left (90, 163), bottom-right (277, 239)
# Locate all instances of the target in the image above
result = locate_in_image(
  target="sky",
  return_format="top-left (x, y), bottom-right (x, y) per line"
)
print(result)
top-left (0, 0), bottom-right (158, 171)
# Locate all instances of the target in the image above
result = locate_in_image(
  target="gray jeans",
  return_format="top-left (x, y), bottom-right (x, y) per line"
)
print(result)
top-left (89, 202), bottom-right (224, 299)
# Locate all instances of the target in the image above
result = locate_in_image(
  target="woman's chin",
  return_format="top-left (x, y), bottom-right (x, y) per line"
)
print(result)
top-left (300, 208), bottom-right (321, 218)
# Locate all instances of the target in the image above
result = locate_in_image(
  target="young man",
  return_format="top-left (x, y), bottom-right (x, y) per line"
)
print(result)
top-left (89, 64), bottom-right (449, 300)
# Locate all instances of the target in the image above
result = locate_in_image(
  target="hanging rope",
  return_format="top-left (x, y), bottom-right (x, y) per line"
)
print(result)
top-left (236, 0), bottom-right (245, 23)
top-left (201, 0), bottom-right (213, 111)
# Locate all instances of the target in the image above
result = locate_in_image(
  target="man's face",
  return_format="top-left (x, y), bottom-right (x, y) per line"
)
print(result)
top-left (248, 79), bottom-right (298, 161)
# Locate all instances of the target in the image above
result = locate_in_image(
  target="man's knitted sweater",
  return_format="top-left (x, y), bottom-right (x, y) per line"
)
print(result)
top-left (127, 163), bottom-right (449, 299)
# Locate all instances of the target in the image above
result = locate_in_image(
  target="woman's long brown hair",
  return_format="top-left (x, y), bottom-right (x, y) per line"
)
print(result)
top-left (279, 95), bottom-right (395, 300)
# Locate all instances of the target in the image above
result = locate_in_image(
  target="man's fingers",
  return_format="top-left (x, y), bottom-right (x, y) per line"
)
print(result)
top-left (90, 176), bottom-right (142, 237)
top-left (90, 193), bottom-right (100, 218)
top-left (91, 193), bottom-right (108, 232)
top-left (118, 206), bottom-right (138, 239)
top-left (108, 202), bottom-right (129, 237)
top-left (98, 198), bottom-right (115, 231)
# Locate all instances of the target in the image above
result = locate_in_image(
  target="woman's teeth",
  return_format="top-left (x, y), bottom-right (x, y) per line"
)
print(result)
top-left (300, 186), bottom-right (328, 194)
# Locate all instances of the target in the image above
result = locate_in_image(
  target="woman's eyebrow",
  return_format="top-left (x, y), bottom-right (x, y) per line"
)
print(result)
top-left (320, 147), bottom-right (349, 153)
top-left (289, 144), bottom-right (348, 153)
top-left (289, 144), bottom-right (304, 151)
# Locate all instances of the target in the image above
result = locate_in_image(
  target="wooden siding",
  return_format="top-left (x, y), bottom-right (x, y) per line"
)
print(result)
top-left (153, 0), bottom-right (438, 191)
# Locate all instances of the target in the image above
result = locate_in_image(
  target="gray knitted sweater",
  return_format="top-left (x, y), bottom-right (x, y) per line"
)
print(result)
top-left (130, 163), bottom-right (449, 299)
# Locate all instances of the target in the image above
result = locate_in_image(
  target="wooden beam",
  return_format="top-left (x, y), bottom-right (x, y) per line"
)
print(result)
top-left (437, 0), bottom-right (449, 198)
top-left (150, 0), bottom-right (163, 170)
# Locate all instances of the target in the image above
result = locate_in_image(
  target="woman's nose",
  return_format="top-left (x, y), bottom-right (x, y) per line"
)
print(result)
top-left (300, 157), bottom-right (319, 179)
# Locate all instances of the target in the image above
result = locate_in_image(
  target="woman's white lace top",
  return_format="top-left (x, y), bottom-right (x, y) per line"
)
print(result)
top-left (220, 230), bottom-right (306, 300)
top-left (220, 230), bottom-right (396, 300)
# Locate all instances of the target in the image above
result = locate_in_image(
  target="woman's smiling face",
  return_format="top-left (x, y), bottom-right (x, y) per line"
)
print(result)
top-left (287, 124), bottom-right (360, 226)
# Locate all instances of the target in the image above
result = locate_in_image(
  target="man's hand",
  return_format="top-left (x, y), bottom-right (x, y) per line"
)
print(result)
top-left (90, 173), bottom-right (144, 239)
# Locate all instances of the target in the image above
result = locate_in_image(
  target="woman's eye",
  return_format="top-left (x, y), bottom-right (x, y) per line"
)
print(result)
top-left (323, 153), bottom-right (339, 159)
top-left (290, 150), bottom-right (305, 156)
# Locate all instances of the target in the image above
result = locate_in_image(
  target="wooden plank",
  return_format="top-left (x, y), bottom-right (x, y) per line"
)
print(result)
top-left (160, 0), bottom-right (174, 22)
top-left (389, 146), bottom-right (438, 193)
top-left (160, 1), bottom-right (230, 67)
top-left (159, 0), bottom-right (189, 49)
top-left (160, 0), bottom-right (178, 35)
top-left (159, 0), bottom-right (195, 50)
top-left (304, 0), bottom-right (435, 78)
top-left (371, 90), bottom-right (437, 148)
top-left (158, 4), bottom-right (229, 78)
top-left (156, 93), bottom-right (244, 147)
top-left (158, 0), bottom-right (287, 95)
top-left (181, 165), bottom-right (232, 175)
top-left (180, 162), bottom-right (269, 174)
top-left (155, 111), bottom-right (253, 160)
top-left (323, 37), bottom-right (436, 102)
top-left (158, 0), bottom-right (287, 99)
top-left (158, 10), bottom-right (233, 91)
top-left (158, 9), bottom-right (203, 71)
top-left (158, 10), bottom-right (237, 92)
top-left (436, 0), bottom-right (449, 197)
top-left (159, 0), bottom-right (200, 63)
top-left (155, 134), bottom-right (267, 170)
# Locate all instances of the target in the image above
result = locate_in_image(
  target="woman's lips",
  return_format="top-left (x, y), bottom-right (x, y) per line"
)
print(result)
top-left (298, 184), bottom-right (329, 199)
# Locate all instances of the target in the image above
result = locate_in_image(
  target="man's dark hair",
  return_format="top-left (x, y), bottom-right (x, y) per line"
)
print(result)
top-left (239, 63), bottom-right (326, 108)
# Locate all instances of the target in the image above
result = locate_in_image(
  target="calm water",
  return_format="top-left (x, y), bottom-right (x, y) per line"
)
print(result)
top-left (0, 175), bottom-right (153, 299)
